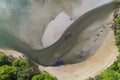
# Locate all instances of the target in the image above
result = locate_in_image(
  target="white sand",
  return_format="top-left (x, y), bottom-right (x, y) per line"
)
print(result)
top-left (42, 12), bottom-right (73, 47)
top-left (41, 0), bottom-right (113, 48)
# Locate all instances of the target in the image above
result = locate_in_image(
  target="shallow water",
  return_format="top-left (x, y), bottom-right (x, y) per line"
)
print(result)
top-left (0, 0), bottom-right (119, 66)
top-left (42, 0), bottom-right (114, 48)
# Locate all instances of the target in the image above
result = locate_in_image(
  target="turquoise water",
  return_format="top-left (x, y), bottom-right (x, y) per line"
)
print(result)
top-left (0, 0), bottom-right (119, 66)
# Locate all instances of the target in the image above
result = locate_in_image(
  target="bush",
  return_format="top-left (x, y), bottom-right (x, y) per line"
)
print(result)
top-left (0, 53), bottom-right (57, 80)
top-left (0, 65), bottom-right (18, 80)
top-left (17, 67), bottom-right (35, 80)
top-left (12, 59), bottom-right (29, 68)
top-left (116, 15), bottom-right (120, 24)
top-left (98, 69), bottom-right (120, 80)
top-left (32, 73), bottom-right (57, 80)
top-left (0, 52), bottom-right (9, 66)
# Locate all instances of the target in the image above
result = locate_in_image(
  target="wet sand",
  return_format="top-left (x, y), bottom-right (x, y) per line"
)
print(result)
top-left (0, 48), bottom-right (24, 58)
top-left (0, 1), bottom-right (118, 79)
top-left (0, 30), bottom-right (117, 80)
top-left (39, 29), bottom-right (118, 80)
top-left (0, 0), bottom-right (117, 66)
top-left (41, 0), bottom-right (113, 48)
top-left (0, 21), bottom-right (118, 80)
top-left (38, 14), bottom-right (118, 80)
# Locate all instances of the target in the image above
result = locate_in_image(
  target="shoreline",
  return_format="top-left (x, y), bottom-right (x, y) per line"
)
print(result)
top-left (38, 13), bottom-right (118, 80)
top-left (0, 28), bottom-right (117, 80)
top-left (41, 0), bottom-right (113, 48)
top-left (0, 49), bottom-right (24, 58)
top-left (0, 13), bottom-right (118, 80)
top-left (38, 30), bottom-right (117, 80)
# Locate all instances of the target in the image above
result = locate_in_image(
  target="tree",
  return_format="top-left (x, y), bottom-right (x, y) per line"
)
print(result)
top-left (12, 59), bottom-right (29, 68)
top-left (0, 65), bottom-right (18, 80)
top-left (0, 52), bottom-right (9, 66)
top-left (98, 69), bottom-right (120, 80)
top-left (31, 74), bottom-right (43, 80)
top-left (17, 67), bottom-right (35, 80)
top-left (116, 15), bottom-right (120, 24)
top-left (12, 59), bottom-right (35, 80)
top-left (108, 61), bottom-right (119, 71)
top-left (32, 73), bottom-right (57, 80)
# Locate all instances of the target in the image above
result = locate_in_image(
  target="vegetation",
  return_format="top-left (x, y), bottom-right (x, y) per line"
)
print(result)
top-left (17, 67), bottom-right (35, 80)
top-left (0, 52), bottom-right (9, 66)
top-left (0, 65), bottom-right (18, 80)
top-left (32, 73), bottom-right (57, 80)
top-left (0, 52), bottom-right (57, 80)
top-left (12, 59), bottom-right (29, 68)
top-left (116, 15), bottom-right (120, 24)
top-left (115, 15), bottom-right (120, 52)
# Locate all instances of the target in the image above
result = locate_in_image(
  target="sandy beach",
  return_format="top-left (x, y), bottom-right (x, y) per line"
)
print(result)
top-left (38, 13), bottom-right (118, 80)
top-left (39, 29), bottom-right (118, 80)
top-left (41, 0), bottom-right (113, 48)
top-left (0, 1), bottom-right (118, 80)
top-left (0, 10), bottom-right (118, 80)
top-left (0, 29), bottom-right (117, 80)
top-left (0, 49), bottom-right (24, 58)
top-left (0, 12), bottom-right (118, 80)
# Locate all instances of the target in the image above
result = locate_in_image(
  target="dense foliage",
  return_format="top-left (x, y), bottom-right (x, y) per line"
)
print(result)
top-left (116, 15), bottom-right (120, 24)
top-left (115, 14), bottom-right (120, 52)
top-left (12, 59), bottom-right (29, 68)
top-left (17, 67), bottom-right (35, 80)
top-left (0, 52), bottom-right (57, 80)
top-left (0, 52), bottom-right (9, 66)
top-left (32, 73), bottom-right (57, 80)
top-left (0, 65), bottom-right (18, 80)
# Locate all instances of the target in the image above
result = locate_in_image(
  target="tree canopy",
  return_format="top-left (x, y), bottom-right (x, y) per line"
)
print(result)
top-left (12, 59), bottom-right (29, 68)
top-left (32, 73), bottom-right (57, 80)
top-left (0, 52), bottom-right (9, 66)
top-left (0, 52), bottom-right (57, 80)
top-left (0, 65), bottom-right (18, 80)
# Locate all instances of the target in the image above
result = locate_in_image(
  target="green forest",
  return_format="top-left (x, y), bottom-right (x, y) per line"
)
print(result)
top-left (0, 52), bottom-right (57, 80)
